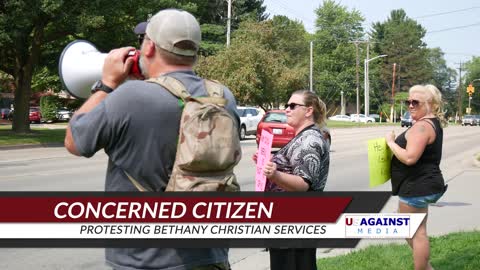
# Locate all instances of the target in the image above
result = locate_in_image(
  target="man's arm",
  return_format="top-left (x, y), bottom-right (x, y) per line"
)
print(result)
top-left (64, 47), bottom-right (135, 156)
top-left (64, 91), bottom-right (109, 156)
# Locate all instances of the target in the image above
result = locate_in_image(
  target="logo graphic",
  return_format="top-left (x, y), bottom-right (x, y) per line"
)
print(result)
top-left (344, 214), bottom-right (411, 238)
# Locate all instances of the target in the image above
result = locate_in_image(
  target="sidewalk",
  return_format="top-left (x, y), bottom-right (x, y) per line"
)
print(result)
top-left (231, 152), bottom-right (480, 270)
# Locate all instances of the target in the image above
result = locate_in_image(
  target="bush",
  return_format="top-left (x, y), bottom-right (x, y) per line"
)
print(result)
top-left (40, 95), bottom-right (60, 122)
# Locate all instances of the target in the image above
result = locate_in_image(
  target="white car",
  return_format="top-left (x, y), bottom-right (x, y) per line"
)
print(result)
top-left (328, 114), bottom-right (351, 122)
top-left (57, 108), bottom-right (73, 121)
top-left (237, 106), bottom-right (263, 140)
top-left (350, 114), bottom-right (375, 123)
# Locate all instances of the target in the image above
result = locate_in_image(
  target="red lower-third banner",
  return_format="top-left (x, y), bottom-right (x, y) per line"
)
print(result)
top-left (0, 191), bottom-right (417, 248)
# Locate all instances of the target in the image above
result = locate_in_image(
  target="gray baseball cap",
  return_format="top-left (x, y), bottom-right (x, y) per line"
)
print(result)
top-left (146, 9), bottom-right (201, 56)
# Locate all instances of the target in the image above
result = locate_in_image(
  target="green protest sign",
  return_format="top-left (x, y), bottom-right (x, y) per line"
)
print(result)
top-left (368, 138), bottom-right (392, 187)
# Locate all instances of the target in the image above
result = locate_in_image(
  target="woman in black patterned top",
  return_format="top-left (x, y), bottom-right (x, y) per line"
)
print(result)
top-left (256, 90), bottom-right (330, 270)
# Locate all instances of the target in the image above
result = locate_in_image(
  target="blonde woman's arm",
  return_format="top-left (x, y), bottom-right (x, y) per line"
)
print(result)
top-left (385, 122), bottom-right (435, 166)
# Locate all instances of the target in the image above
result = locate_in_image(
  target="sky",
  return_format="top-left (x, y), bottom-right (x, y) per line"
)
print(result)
top-left (262, 0), bottom-right (480, 71)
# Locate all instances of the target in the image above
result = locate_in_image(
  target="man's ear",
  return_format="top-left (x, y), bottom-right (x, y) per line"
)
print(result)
top-left (144, 40), bottom-right (156, 57)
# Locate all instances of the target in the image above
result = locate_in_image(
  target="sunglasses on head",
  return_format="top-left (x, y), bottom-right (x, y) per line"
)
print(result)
top-left (404, 99), bottom-right (421, 107)
top-left (285, 103), bottom-right (307, 110)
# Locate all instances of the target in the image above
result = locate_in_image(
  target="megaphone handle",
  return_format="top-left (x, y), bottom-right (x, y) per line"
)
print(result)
top-left (128, 50), bottom-right (143, 78)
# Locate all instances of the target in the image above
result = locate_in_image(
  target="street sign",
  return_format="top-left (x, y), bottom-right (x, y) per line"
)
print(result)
top-left (466, 107), bottom-right (471, 114)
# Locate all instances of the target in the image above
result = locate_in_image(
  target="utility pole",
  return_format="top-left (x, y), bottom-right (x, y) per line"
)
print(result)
top-left (364, 41), bottom-right (369, 116)
top-left (398, 64), bottom-right (402, 118)
top-left (350, 40), bottom-right (369, 119)
top-left (354, 41), bottom-right (360, 118)
top-left (226, 0), bottom-right (232, 47)
top-left (390, 63), bottom-right (397, 123)
top-left (340, 90), bottom-right (345, 115)
top-left (364, 53), bottom-right (387, 117)
top-left (456, 62), bottom-right (464, 122)
top-left (397, 64), bottom-right (401, 93)
top-left (310, 41), bottom-right (313, 92)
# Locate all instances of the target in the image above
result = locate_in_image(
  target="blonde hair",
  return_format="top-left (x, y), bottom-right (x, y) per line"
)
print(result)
top-left (292, 90), bottom-right (327, 127)
top-left (409, 84), bottom-right (447, 127)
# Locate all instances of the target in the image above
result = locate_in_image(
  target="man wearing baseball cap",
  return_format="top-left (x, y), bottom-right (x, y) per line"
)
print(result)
top-left (65, 9), bottom-right (238, 270)
top-left (133, 21), bottom-right (147, 46)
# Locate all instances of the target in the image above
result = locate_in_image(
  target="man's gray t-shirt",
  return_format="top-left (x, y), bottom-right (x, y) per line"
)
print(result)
top-left (70, 71), bottom-right (238, 270)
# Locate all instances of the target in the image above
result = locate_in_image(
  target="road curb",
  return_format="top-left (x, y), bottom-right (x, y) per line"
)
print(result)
top-left (0, 142), bottom-right (64, 150)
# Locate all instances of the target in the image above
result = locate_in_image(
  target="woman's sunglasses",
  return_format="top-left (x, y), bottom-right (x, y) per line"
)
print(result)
top-left (285, 103), bottom-right (307, 110)
top-left (404, 99), bottom-right (422, 107)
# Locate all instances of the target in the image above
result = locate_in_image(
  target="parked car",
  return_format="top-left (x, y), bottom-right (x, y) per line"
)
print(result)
top-left (29, 107), bottom-right (42, 124)
top-left (462, 115), bottom-right (477, 126)
top-left (7, 108), bottom-right (42, 123)
top-left (256, 110), bottom-right (331, 148)
top-left (237, 106), bottom-right (263, 140)
top-left (350, 114), bottom-right (375, 123)
top-left (57, 107), bottom-right (73, 121)
top-left (256, 110), bottom-right (295, 148)
top-left (369, 114), bottom-right (380, 122)
top-left (474, 115), bottom-right (480, 126)
top-left (328, 114), bottom-right (351, 122)
top-left (0, 108), bottom-right (10, 119)
top-left (401, 111), bottom-right (413, 127)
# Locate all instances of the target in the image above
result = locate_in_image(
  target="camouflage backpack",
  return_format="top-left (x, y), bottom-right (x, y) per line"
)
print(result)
top-left (126, 75), bottom-right (241, 192)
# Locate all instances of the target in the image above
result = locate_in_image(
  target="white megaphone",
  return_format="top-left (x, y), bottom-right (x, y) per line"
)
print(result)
top-left (58, 40), bottom-right (142, 99)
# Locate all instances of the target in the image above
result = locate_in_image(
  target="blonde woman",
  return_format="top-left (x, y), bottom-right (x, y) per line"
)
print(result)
top-left (386, 84), bottom-right (448, 270)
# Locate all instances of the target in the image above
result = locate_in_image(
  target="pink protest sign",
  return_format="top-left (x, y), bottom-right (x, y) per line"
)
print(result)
top-left (255, 129), bottom-right (273, 191)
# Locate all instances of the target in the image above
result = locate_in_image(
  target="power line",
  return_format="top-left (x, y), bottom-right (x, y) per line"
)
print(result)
top-left (264, 0), bottom-right (316, 31)
top-left (426, 22), bottom-right (480, 34)
top-left (413, 7), bottom-right (480, 19)
top-left (359, 7), bottom-right (480, 31)
top-left (443, 52), bottom-right (477, 56)
top-left (273, 0), bottom-right (316, 25)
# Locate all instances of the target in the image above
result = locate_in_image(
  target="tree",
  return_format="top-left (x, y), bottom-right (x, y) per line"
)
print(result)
top-left (195, 0), bottom-right (268, 56)
top-left (195, 0), bottom-right (267, 26)
top-left (427, 48), bottom-right (456, 91)
top-left (465, 56), bottom-right (480, 113)
top-left (371, 9), bottom-right (432, 94)
top-left (426, 47), bottom-right (457, 117)
top-left (39, 95), bottom-right (60, 122)
top-left (312, 0), bottom-right (365, 111)
top-left (196, 18), bottom-right (308, 110)
top-left (0, 0), bottom-right (199, 133)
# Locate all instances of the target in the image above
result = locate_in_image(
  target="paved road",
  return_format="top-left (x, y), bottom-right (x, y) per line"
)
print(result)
top-left (0, 125), bottom-right (479, 269)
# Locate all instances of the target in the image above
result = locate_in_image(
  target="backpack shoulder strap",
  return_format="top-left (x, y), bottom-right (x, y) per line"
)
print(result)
top-left (148, 76), bottom-right (228, 106)
top-left (147, 76), bottom-right (190, 101)
top-left (123, 170), bottom-right (152, 192)
top-left (202, 79), bottom-right (228, 106)
top-left (204, 79), bottom-right (224, 97)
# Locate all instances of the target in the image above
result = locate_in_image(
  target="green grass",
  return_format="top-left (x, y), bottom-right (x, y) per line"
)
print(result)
top-left (317, 231), bottom-right (480, 270)
top-left (0, 125), bottom-right (66, 146)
